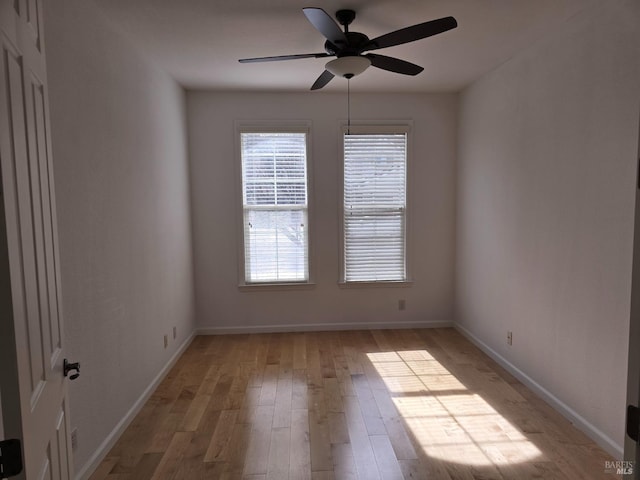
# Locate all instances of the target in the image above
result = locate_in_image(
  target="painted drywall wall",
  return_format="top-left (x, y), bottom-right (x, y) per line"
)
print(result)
top-left (44, 0), bottom-right (195, 473)
top-left (625, 154), bottom-right (640, 461)
top-left (188, 92), bottom-right (457, 331)
top-left (455, 0), bottom-right (640, 456)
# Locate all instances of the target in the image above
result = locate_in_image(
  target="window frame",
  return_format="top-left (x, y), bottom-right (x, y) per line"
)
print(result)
top-left (338, 122), bottom-right (413, 287)
top-left (235, 121), bottom-right (315, 289)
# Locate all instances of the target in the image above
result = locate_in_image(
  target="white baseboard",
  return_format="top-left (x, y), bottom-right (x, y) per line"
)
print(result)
top-left (196, 320), bottom-right (453, 335)
top-left (454, 322), bottom-right (623, 459)
top-left (75, 333), bottom-right (196, 480)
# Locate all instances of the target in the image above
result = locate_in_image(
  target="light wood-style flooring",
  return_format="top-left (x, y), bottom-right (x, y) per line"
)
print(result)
top-left (89, 328), bottom-right (620, 479)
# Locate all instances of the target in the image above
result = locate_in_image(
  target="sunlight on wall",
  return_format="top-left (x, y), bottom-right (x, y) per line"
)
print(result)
top-left (366, 350), bottom-right (542, 466)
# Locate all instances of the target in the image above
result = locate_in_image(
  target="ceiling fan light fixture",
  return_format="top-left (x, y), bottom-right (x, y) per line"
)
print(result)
top-left (325, 56), bottom-right (371, 79)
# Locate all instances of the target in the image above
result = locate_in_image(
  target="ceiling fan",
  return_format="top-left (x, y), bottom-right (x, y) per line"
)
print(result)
top-left (239, 8), bottom-right (457, 90)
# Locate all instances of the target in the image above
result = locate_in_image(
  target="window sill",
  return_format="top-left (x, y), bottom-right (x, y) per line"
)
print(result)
top-left (338, 280), bottom-right (413, 289)
top-left (239, 282), bottom-right (317, 292)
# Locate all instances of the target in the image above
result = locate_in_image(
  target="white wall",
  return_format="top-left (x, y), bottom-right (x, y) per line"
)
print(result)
top-left (44, 0), bottom-right (195, 474)
top-left (626, 158), bottom-right (640, 461)
top-left (455, 0), bottom-right (640, 456)
top-left (188, 92), bottom-right (457, 332)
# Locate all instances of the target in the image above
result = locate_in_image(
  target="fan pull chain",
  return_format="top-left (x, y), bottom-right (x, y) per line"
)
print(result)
top-left (347, 78), bottom-right (351, 135)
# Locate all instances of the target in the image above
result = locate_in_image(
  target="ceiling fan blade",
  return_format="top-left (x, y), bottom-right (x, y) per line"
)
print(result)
top-left (310, 70), bottom-right (335, 90)
top-left (365, 54), bottom-right (424, 76)
top-left (363, 16), bottom-right (457, 51)
top-left (303, 7), bottom-right (347, 46)
top-left (239, 53), bottom-right (330, 63)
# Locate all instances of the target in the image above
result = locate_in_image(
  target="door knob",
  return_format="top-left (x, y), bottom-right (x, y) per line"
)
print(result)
top-left (63, 359), bottom-right (80, 380)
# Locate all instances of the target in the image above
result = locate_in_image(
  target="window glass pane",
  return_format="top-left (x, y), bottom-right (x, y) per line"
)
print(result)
top-left (241, 131), bottom-right (309, 283)
top-left (343, 133), bottom-right (407, 282)
top-left (344, 209), bottom-right (405, 281)
top-left (244, 209), bottom-right (308, 282)
top-left (244, 182), bottom-right (275, 205)
top-left (276, 181), bottom-right (307, 205)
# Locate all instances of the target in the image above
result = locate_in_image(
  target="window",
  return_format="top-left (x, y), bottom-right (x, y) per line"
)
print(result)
top-left (240, 129), bottom-right (309, 284)
top-left (342, 127), bottom-right (408, 283)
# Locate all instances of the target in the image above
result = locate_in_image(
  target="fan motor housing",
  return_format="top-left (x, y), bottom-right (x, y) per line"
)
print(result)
top-left (325, 32), bottom-right (370, 57)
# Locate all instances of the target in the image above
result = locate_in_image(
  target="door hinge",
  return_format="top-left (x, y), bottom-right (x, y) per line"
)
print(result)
top-left (0, 439), bottom-right (23, 478)
top-left (628, 404), bottom-right (639, 442)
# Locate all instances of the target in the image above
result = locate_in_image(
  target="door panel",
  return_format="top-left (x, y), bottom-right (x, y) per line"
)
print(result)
top-left (26, 75), bottom-right (56, 373)
top-left (0, 0), bottom-right (73, 478)
top-left (25, 0), bottom-right (41, 50)
top-left (54, 402), bottom-right (71, 480)
top-left (33, 81), bottom-right (62, 363)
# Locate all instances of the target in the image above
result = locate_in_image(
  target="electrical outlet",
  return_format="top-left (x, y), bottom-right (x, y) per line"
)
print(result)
top-left (398, 299), bottom-right (406, 311)
top-left (71, 428), bottom-right (78, 451)
top-left (164, 334), bottom-right (169, 349)
top-left (173, 326), bottom-right (177, 339)
top-left (507, 331), bottom-right (513, 346)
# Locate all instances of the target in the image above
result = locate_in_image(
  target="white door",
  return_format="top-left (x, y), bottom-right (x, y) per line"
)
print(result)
top-left (0, 0), bottom-right (74, 479)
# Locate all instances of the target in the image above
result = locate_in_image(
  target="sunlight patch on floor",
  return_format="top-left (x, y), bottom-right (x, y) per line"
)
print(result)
top-left (367, 350), bottom-right (542, 466)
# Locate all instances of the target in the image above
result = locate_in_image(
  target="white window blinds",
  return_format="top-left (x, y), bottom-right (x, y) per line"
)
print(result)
top-left (343, 132), bottom-right (407, 282)
top-left (241, 132), bottom-right (309, 283)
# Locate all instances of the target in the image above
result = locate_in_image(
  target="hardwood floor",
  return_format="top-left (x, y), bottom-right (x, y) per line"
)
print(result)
top-left (89, 328), bottom-right (620, 479)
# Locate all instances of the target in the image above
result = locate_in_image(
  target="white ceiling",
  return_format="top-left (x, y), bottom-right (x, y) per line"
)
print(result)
top-left (92, 0), bottom-right (597, 93)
